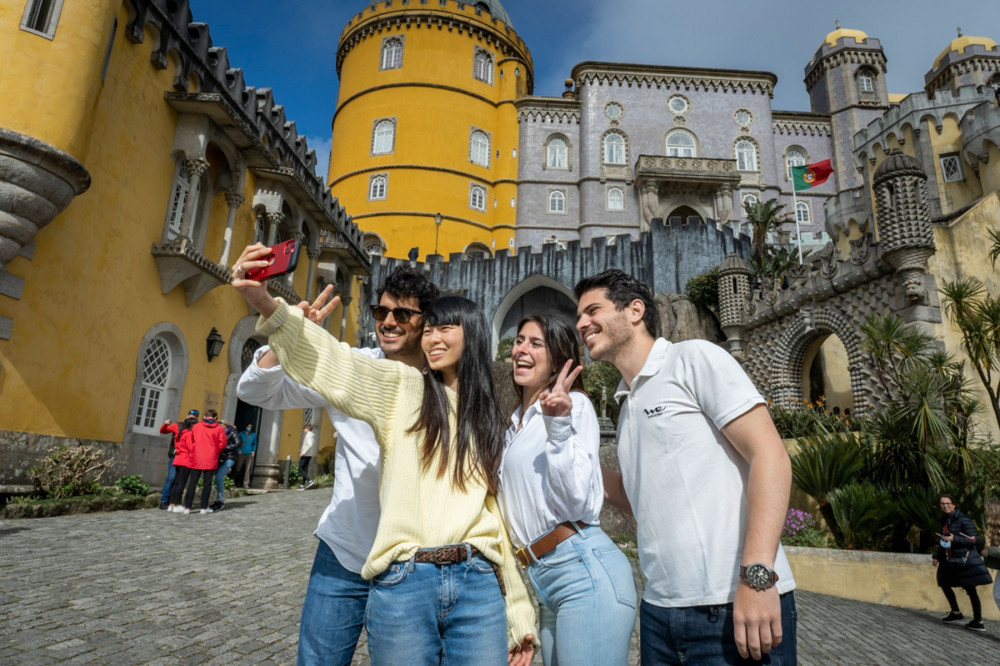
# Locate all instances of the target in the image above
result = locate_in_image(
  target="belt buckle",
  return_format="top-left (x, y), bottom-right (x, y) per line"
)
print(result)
top-left (432, 546), bottom-right (452, 564)
top-left (515, 547), bottom-right (529, 568)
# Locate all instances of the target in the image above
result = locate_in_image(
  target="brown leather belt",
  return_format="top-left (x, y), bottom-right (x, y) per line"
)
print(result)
top-left (411, 544), bottom-right (506, 597)
top-left (516, 520), bottom-right (588, 568)
top-left (413, 545), bottom-right (479, 564)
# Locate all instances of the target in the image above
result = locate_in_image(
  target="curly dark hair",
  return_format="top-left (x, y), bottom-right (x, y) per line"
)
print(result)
top-left (574, 269), bottom-right (659, 338)
top-left (377, 267), bottom-right (439, 312)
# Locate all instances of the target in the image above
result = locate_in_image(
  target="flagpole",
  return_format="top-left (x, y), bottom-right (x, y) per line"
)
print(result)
top-left (790, 161), bottom-right (803, 264)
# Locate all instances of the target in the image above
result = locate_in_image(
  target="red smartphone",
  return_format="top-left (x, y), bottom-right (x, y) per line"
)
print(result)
top-left (245, 239), bottom-right (301, 281)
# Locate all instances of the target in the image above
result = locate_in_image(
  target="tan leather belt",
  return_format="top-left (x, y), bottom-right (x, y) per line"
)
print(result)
top-left (516, 521), bottom-right (588, 568)
top-left (413, 545), bottom-right (479, 564)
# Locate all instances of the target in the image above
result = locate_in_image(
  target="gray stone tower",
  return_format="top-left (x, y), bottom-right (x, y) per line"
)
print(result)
top-left (717, 253), bottom-right (752, 361)
top-left (804, 27), bottom-right (889, 192)
top-left (872, 150), bottom-right (938, 324)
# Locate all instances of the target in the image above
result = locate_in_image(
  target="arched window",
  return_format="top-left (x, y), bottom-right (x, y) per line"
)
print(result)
top-left (164, 159), bottom-right (190, 239)
top-left (785, 147), bottom-right (807, 179)
top-left (371, 119), bottom-right (395, 155)
top-left (665, 130), bottom-right (696, 157)
top-left (795, 201), bottom-right (811, 224)
top-left (132, 337), bottom-right (171, 432)
top-left (546, 136), bottom-right (568, 169)
top-left (548, 190), bottom-right (566, 213)
top-left (742, 193), bottom-right (758, 214)
top-left (369, 174), bottom-right (387, 200)
top-left (607, 187), bottom-right (624, 211)
top-left (469, 184), bottom-right (486, 212)
top-left (381, 37), bottom-right (403, 70)
top-left (253, 210), bottom-right (266, 244)
top-left (603, 133), bottom-right (626, 164)
top-left (470, 130), bottom-right (490, 167)
top-left (473, 48), bottom-right (493, 84)
top-left (736, 140), bottom-right (758, 171)
top-left (364, 234), bottom-right (385, 256)
top-left (858, 72), bottom-right (873, 93)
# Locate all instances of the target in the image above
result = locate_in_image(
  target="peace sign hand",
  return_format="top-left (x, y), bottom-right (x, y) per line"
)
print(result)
top-left (539, 359), bottom-right (583, 417)
top-left (296, 284), bottom-right (341, 325)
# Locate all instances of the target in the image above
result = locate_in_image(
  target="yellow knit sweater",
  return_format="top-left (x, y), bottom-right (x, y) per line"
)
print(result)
top-left (257, 300), bottom-right (536, 649)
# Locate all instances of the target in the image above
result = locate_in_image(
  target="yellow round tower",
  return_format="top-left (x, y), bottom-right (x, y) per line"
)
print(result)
top-left (330, 0), bottom-right (533, 260)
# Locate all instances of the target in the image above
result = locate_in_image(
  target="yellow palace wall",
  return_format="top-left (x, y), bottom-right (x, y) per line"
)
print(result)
top-left (330, 1), bottom-right (530, 259)
top-left (0, 2), bottom-right (358, 486)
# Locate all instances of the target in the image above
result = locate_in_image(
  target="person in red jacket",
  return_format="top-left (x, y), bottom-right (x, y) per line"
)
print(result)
top-left (159, 409), bottom-right (200, 511)
top-left (168, 409), bottom-right (227, 514)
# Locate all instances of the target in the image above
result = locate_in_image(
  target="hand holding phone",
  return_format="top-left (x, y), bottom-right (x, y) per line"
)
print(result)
top-left (244, 239), bottom-right (301, 281)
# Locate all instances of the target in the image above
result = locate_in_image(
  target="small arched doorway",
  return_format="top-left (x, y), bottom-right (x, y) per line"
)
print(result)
top-left (802, 333), bottom-right (853, 413)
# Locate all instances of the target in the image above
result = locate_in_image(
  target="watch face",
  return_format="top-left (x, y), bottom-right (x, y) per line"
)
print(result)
top-left (746, 564), bottom-right (772, 589)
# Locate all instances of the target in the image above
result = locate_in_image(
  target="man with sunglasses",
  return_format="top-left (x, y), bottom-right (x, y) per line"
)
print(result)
top-left (237, 266), bottom-right (438, 666)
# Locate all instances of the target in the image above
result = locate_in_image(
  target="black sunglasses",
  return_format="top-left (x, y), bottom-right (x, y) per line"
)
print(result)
top-left (370, 305), bottom-right (422, 324)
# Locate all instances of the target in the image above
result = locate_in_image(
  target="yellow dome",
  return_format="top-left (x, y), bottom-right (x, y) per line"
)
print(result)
top-left (824, 28), bottom-right (868, 48)
top-left (933, 35), bottom-right (998, 68)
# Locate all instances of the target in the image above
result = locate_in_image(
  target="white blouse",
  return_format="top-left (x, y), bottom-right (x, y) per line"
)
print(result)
top-left (498, 391), bottom-right (604, 548)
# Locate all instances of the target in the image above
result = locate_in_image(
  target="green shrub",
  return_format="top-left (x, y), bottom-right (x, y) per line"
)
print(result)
top-left (790, 432), bottom-right (868, 547)
top-left (115, 475), bottom-right (149, 497)
top-left (582, 360), bottom-right (621, 425)
top-left (282, 462), bottom-right (304, 487)
top-left (684, 267), bottom-right (719, 312)
top-left (311, 474), bottom-right (334, 488)
top-left (828, 482), bottom-right (895, 550)
top-left (495, 336), bottom-right (515, 361)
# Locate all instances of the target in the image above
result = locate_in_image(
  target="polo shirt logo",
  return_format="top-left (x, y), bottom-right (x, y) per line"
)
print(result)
top-left (643, 405), bottom-right (667, 418)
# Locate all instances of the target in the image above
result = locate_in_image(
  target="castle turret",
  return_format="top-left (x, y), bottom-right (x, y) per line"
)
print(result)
top-left (872, 150), bottom-right (936, 305)
top-left (717, 253), bottom-right (752, 361)
top-left (330, 0), bottom-right (533, 261)
top-left (804, 26), bottom-right (889, 192)
top-left (925, 31), bottom-right (1000, 96)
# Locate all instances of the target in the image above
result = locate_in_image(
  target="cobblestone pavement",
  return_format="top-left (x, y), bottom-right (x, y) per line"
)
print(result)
top-left (2, 490), bottom-right (999, 665)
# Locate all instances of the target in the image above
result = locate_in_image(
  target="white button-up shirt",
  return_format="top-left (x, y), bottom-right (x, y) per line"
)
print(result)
top-left (237, 345), bottom-right (382, 575)
top-left (498, 391), bottom-right (604, 548)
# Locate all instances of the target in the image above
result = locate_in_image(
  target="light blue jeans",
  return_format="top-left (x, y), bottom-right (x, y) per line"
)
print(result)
top-left (525, 525), bottom-right (637, 665)
top-left (365, 544), bottom-right (508, 665)
top-left (213, 458), bottom-right (235, 504)
top-left (298, 540), bottom-right (370, 666)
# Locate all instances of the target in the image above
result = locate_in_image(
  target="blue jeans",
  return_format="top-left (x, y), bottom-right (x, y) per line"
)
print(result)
top-left (214, 459), bottom-right (235, 504)
top-left (639, 592), bottom-right (797, 665)
top-left (298, 540), bottom-right (370, 666)
top-left (365, 544), bottom-right (507, 665)
top-left (525, 525), bottom-right (637, 665)
top-left (160, 456), bottom-right (176, 504)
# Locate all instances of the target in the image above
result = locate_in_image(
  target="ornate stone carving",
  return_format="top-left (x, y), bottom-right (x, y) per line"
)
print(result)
top-left (849, 235), bottom-right (872, 264)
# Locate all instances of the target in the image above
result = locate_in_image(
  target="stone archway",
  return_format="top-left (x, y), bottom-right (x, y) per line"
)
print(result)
top-left (767, 305), bottom-right (873, 415)
top-left (492, 275), bottom-right (577, 351)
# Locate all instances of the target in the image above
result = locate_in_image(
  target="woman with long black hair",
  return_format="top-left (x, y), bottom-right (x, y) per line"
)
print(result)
top-left (231, 244), bottom-right (536, 665)
top-left (500, 313), bottom-right (636, 664)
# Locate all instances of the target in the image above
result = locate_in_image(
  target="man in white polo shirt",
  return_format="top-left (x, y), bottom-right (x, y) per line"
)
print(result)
top-left (574, 269), bottom-right (796, 665)
top-left (237, 267), bottom-right (438, 666)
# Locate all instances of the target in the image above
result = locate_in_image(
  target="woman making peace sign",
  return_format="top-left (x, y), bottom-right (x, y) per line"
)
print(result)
top-left (499, 314), bottom-right (637, 665)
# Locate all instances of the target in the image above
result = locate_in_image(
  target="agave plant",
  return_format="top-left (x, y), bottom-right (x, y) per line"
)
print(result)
top-left (790, 432), bottom-right (867, 547)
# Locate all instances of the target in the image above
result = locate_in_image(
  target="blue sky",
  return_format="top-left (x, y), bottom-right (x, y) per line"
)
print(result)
top-left (188, 0), bottom-right (1000, 178)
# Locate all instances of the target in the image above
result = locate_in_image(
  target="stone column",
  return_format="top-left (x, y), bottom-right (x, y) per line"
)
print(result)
top-left (305, 246), bottom-right (320, 301)
top-left (218, 191), bottom-right (244, 266)
top-left (639, 181), bottom-right (658, 232)
top-left (178, 157), bottom-right (209, 240)
top-left (265, 211), bottom-right (283, 246)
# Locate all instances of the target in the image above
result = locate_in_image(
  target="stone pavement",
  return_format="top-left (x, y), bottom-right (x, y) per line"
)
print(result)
top-left (2, 490), bottom-right (998, 665)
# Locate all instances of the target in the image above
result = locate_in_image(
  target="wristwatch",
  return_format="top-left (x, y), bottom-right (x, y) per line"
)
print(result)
top-left (740, 563), bottom-right (779, 591)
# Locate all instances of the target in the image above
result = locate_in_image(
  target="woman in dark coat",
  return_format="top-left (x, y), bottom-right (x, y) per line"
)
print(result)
top-left (933, 494), bottom-right (992, 632)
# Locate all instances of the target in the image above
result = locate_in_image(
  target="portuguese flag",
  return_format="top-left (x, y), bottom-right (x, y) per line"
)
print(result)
top-left (791, 159), bottom-right (834, 191)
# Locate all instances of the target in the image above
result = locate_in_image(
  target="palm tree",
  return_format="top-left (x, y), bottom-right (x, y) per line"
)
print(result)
top-left (743, 199), bottom-right (792, 274)
top-left (940, 278), bottom-right (1000, 432)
